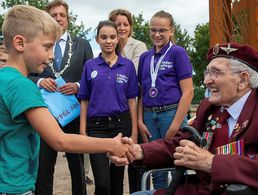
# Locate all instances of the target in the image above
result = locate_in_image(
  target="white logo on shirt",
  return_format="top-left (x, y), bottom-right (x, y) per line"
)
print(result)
top-left (116, 73), bottom-right (128, 84)
top-left (91, 70), bottom-right (98, 79)
top-left (159, 61), bottom-right (173, 70)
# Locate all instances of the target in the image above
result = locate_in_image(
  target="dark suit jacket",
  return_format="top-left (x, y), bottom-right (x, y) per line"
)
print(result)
top-left (30, 36), bottom-right (93, 83)
top-left (139, 89), bottom-right (258, 195)
top-left (29, 35), bottom-right (93, 130)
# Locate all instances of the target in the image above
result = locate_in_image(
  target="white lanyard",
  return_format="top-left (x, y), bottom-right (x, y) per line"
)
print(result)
top-left (150, 42), bottom-right (172, 88)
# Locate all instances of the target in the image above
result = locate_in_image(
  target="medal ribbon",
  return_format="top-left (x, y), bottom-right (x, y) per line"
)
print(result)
top-left (150, 42), bottom-right (172, 88)
top-left (215, 140), bottom-right (244, 155)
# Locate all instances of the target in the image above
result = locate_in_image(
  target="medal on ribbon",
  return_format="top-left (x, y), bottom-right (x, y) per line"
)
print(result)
top-left (149, 87), bottom-right (158, 97)
top-left (149, 42), bottom-right (172, 98)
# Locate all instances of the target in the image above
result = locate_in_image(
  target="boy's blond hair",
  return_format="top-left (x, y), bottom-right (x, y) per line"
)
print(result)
top-left (2, 5), bottom-right (62, 51)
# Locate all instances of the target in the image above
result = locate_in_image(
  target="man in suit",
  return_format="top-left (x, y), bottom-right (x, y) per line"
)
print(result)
top-left (111, 43), bottom-right (258, 195)
top-left (29, 1), bottom-right (93, 195)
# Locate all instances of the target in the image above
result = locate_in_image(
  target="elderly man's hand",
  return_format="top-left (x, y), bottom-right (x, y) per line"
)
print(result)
top-left (174, 140), bottom-right (214, 173)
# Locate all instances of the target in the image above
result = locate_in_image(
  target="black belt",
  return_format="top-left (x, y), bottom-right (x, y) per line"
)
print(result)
top-left (144, 103), bottom-right (178, 113)
top-left (88, 111), bottom-right (130, 124)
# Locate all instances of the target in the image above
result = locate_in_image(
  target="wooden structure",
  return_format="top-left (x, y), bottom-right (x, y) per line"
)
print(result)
top-left (209, 0), bottom-right (258, 49)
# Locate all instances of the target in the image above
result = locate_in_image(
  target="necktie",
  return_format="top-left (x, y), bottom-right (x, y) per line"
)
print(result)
top-left (212, 109), bottom-right (231, 148)
top-left (54, 39), bottom-right (62, 71)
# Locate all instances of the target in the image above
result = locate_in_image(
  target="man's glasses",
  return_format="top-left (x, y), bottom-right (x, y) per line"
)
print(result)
top-left (149, 28), bottom-right (171, 35)
top-left (203, 69), bottom-right (225, 79)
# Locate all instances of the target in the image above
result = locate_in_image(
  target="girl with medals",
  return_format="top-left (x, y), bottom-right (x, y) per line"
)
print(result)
top-left (137, 10), bottom-right (193, 189)
top-left (78, 20), bottom-right (138, 195)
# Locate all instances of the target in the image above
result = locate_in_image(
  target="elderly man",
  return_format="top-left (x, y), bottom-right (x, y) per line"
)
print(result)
top-left (112, 43), bottom-right (258, 195)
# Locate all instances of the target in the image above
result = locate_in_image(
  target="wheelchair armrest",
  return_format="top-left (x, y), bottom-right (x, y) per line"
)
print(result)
top-left (140, 167), bottom-right (197, 191)
top-left (226, 184), bottom-right (258, 195)
top-left (141, 167), bottom-right (176, 191)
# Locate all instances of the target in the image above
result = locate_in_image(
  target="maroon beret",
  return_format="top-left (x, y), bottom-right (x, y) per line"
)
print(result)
top-left (207, 43), bottom-right (258, 72)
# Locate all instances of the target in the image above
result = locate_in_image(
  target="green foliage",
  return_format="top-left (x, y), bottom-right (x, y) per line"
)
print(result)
top-left (0, 0), bottom-right (90, 40)
top-left (132, 13), bottom-right (152, 49)
top-left (190, 23), bottom-right (210, 90)
top-left (174, 23), bottom-right (193, 53)
top-left (190, 23), bottom-right (210, 104)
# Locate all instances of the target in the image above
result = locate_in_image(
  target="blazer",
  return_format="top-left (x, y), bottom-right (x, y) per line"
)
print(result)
top-left (30, 35), bottom-right (93, 83)
top-left (122, 37), bottom-right (147, 72)
top-left (140, 89), bottom-right (258, 195)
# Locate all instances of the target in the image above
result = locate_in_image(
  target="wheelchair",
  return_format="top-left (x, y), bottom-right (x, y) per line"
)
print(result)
top-left (140, 126), bottom-right (258, 195)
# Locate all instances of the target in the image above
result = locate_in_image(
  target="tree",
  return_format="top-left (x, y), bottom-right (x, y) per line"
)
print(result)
top-left (190, 23), bottom-right (210, 103)
top-left (0, 0), bottom-right (90, 40)
top-left (132, 13), bottom-right (152, 49)
top-left (174, 23), bottom-right (193, 53)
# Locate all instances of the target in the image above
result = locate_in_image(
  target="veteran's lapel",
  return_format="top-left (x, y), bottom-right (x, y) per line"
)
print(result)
top-left (229, 90), bottom-right (257, 141)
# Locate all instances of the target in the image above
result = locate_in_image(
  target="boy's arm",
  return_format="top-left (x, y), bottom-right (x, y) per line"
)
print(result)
top-left (25, 107), bottom-right (134, 158)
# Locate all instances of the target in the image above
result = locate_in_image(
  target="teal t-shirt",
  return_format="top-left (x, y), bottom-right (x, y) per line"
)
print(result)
top-left (0, 67), bottom-right (47, 193)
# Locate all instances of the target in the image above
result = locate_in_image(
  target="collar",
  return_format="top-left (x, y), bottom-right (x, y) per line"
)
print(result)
top-left (126, 37), bottom-right (134, 46)
top-left (225, 90), bottom-right (252, 120)
top-left (95, 53), bottom-right (127, 67)
top-left (151, 41), bottom-right (172, 55)
top-left (60, 31), bottom-right (68, 42)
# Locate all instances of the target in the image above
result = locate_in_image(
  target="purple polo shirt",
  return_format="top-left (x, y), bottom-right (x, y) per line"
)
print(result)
top-left (138, 42), bottom-right (192, 107)
top-left (78, 53), bottom-right (138, 117)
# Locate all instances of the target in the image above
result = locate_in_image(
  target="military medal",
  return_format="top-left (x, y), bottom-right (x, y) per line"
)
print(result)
top-left (149, 42), bottom-right (172, 98)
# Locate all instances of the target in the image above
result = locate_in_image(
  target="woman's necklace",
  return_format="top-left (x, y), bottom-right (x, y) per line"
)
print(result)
top-left (103, 54), bottom-right (117, 66)
top-left (49, 34), bottom-right (73, 78)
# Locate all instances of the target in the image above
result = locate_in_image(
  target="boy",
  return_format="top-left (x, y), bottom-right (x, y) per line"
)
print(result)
top-left (0, 5), bottom-right (134, 195)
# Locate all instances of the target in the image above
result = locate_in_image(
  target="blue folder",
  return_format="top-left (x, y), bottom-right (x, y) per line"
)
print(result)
top-left (40, 77), bottom-right (80, 127)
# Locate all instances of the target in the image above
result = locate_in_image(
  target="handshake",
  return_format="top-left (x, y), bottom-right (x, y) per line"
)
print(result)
top-left (107, 133), bottom-right (143, 166)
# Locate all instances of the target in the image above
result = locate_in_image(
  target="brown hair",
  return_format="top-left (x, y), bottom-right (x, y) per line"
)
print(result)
top-left (96, 20), bottom-right (120, 53)
top-left (151, 10), bottom-right (174, 27)
top-left (108, 9), bottom-right (133, 37)
top-left (46, 0), bottom-right (70, 21)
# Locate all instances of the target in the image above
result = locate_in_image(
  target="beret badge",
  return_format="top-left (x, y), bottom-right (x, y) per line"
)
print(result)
top-left (213, 43), bottom-right (220, 55)
top-left (220, 43), bottom-right (238, 54)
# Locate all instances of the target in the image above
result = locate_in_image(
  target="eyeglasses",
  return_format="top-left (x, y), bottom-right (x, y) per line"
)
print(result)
top-left (203, 69), bottom-right (225, 79)
top-left (149, 28), bottom-right (171, 35)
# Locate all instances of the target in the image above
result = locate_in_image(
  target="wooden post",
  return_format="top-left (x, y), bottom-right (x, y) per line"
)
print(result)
top-left (209, 0), bottom-right (232, 47)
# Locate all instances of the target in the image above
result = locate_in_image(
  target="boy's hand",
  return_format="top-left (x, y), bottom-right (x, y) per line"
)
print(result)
top-left (108, 136), bottom-right (144, 166)
top-left (39, 78), bottom-right (57, 92)
top-left (109, 133), bottom-right (136, 163)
